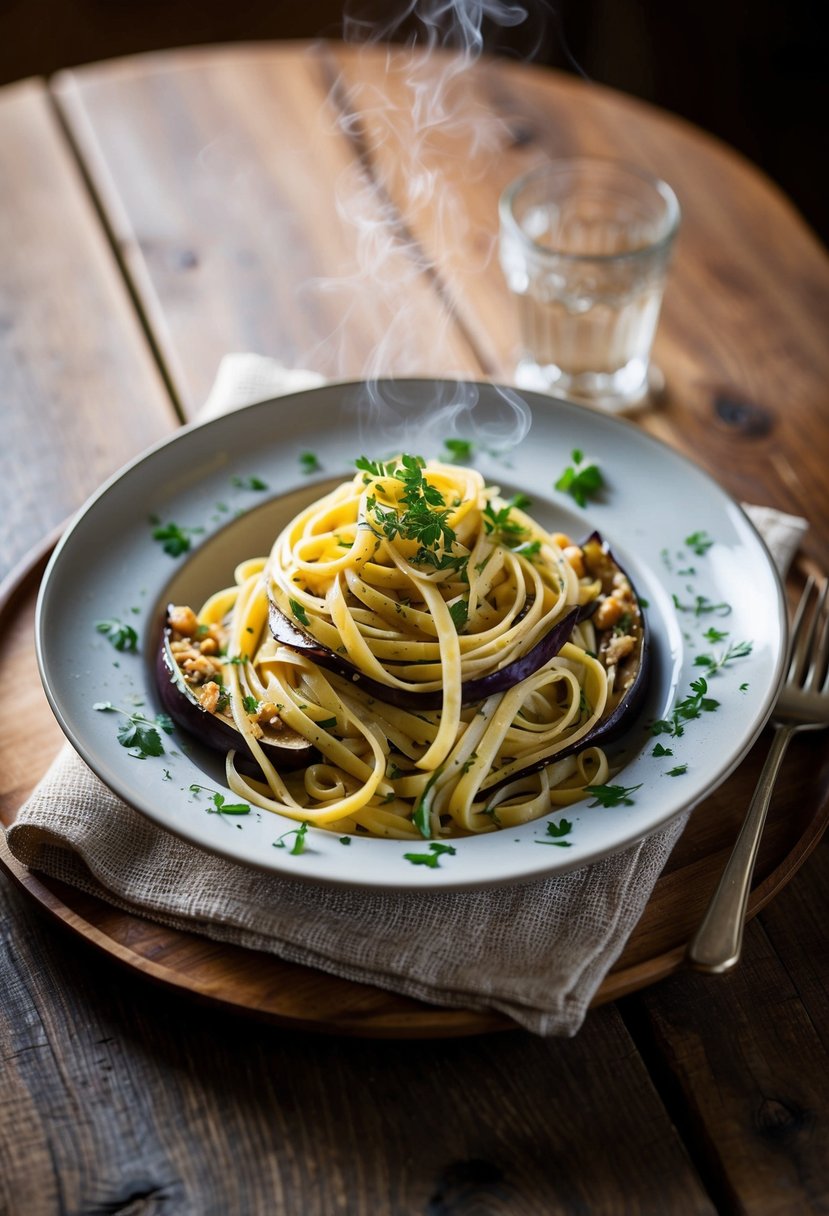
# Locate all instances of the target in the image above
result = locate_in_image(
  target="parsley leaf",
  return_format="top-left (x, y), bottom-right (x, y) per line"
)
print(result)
top-left (585, 783), bottom-right (642, 807)
top-left (242, 695), bottom-right (260, 714)
top-left (403, 842), bottom-right (457, 868)
top-left (535, 817), bottom-right (573, 846)
top-left (448, 598), bottom-right (469, 633)
top-left (693, 640), bottom-right (753, 674)
top-left (298, 452), bottom-right (322, 474)
top-left (651, 676), bottom-right (720, 738)
top-left (231, 475), bottom-right (268, 491)
top-left (443, 438), bottom-right (474, 464)
top-left (150, 519), bottom-right (203, 557)
top-left (273, 821), bottom-right (310, 854)
top-left (554, 449), bottom-right (604, 508)
top-left (95, 617), bottom-right (139, 653)
top-left (289, 598), bottom-right (310, 627)
top-left (685, 530), bottom-right (714, 556)
top-left (666, 764), bottom-right (688, 777)
top-left (208, 793), bottom-right (251, 815)
top-left (95, 702), bottom-right (173, 758)
top-left (652, 742), bottom-right (674, 757)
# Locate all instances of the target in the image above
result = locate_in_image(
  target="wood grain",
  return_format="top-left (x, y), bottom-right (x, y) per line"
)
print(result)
top-left (0, 78), bottom-right (176, 582)
top-left (0, 871), bottom-right (717, 1215)
top-left (53, 44), bottom-right (829, 571)
top-left (2, 541), bottom-right (826, 1037)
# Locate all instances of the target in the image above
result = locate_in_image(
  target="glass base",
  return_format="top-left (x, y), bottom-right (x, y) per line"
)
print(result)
top-left (514, 358), bottom-right (665, 414)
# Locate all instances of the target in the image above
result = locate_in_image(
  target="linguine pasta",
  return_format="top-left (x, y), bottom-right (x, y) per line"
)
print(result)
top-left (172, 457), bottom-right (645, 840)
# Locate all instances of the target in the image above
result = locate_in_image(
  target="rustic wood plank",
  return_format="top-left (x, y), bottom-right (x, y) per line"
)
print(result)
top-left (52, 45), bottom-right (483, 416)
top-left (0, 78), bottom-right (176, 581)
top-left (0, 868), bottom-right (716, 1216)
top-left (327, 47), bottom-right (829, 569)
top-left (55, 45), bottom-right (829, 570)
top-left (626, 838), bottom-right (829, 1214)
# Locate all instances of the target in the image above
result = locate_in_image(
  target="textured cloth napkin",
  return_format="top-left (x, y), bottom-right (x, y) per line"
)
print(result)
top-left (5, 357), bottom-right (806, 1036)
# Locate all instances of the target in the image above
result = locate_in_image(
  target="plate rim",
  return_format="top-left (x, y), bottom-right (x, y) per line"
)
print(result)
top-left (34, 378), bottom-right (789, 891)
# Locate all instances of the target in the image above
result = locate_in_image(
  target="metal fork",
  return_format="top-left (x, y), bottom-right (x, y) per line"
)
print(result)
top-left (687, 575), bottom-right (829, 973)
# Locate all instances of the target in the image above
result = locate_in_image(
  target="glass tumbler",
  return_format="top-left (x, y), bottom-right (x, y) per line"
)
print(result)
top-left (499, 158), bottom-right (680, 411)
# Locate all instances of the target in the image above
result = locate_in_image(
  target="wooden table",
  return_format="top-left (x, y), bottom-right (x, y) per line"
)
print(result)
top-left (2, 42), bottom-right (828, 1214)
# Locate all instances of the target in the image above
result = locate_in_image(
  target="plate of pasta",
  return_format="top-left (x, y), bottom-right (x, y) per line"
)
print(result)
top-left (36, 379), bottom-right (787, 890)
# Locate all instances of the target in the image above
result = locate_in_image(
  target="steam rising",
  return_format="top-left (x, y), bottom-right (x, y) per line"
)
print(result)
top-left (295, 0), bottom-right (546, 451)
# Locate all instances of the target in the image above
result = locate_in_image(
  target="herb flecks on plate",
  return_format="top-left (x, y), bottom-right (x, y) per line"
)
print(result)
top-left (94, 702), bottom-right (174, 758)
top-left (403, 842), bottom-right (457, 868)
top-left (95, 617), bottom-right (139, 653)
top-left (694, 640), bottom-right (753, 674)
top-left (554, 449), bottom-right (604, 509)
top-left (535, 817), bottom-right (573, 847)
top-left (585, 783), bottom-right (642, 808)
top-left (149, 517), bottom-right (204, 557)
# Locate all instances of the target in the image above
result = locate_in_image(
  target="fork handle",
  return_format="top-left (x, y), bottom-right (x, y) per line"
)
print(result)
top-left (686, 724), bottom-right (795, 973)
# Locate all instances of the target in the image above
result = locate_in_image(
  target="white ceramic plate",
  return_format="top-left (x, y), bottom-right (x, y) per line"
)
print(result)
top-left (37, 380), bottom-right (786, 890)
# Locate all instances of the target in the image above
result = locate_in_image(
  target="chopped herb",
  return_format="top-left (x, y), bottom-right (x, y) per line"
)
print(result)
top-left (339, 836), bottom-right (352, 845)
top-left (403, 842), bottom-right (457, 868)
top-left (150, 519), bottom-right (203, 557)
top-left (242, 695), bottom-right (260, 714)
top-left (273, 821), bottom-right (310, 854)
top-left (651, 676), bottom-right (720, 738)
top-left (208, 793), bottom-right (251, 815)
top-left (740, 682), bottom-right (749, 692)
top-left (652, 742), bottom-right (674, 757)
top-left (585, 782), bottom-right (642, 807)
top-left (460, 751), bottom-right (479, 776)
top-left (317, 717), bottom-right (338, 730)
top-left (554, 449), bottom-right (604, 508)
top-left (412, 768), bottom-right (443, 839)
top-left (94, 702), bottom-right (173, 759)
top-left (535, 817), bottom-right (573, 847)
top-left (299, 451), bottom-right (322, 474)
top-left (483, 493), bottom-right (532, 547)
top-left (289, 598), bottom-right (310, 627)
top-left (449, 598), bottom-right (469, 633)
top-left (666, 764), bottom-right (688, 777)
top-left (162, 769), bottom-right (172, 781)
top-left (231, 475), bottom-right (269, 491)
top-left (513, 539), bottom-right (542, 561)
top-left (672, 592), bottom-right (732, 617)
top-left (685, 530), bottom-right (714, 556)
top-left (703, 627), bottom-right (729, 643)
top-left (693, 640), bottom-right (753, 674)
top-left (443, 438), bottom-right (474, 464)
top-left (95, 617), bottom-right (139, 653)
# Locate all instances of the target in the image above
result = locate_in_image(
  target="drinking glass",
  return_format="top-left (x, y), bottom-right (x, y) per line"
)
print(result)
top-left (499, 158), bottom-right (680, 411)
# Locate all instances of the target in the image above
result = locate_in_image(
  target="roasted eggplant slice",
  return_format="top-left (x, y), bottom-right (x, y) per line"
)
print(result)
top-left (268, 598), bottom-right (596, 710)
top-left (484, 533), bottom-right (649, 789)
top-left (156, 606), bottom-right (315, 776)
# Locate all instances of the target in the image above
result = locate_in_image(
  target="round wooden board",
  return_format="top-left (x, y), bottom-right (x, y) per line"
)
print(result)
top-left (2, 536), bottom-right (828, 1038)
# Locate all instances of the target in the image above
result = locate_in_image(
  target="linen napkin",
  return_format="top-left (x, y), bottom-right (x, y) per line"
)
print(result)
top-left (5, 358), bottom-right (806, 1036)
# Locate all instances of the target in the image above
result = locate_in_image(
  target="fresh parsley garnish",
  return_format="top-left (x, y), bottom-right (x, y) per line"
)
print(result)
top-left (703, 627), bottom-right (729, 643)
top-left (403, 842), bottom-right (457, 868)
top-left (685, 531), bottom-right (714, 556)
top-left (672, 592), bottom-right (732, 617)
top-left (535, 817), bottom-right (573, 846)
top-left (666, 764), bottom-right (688, 777)
top-left (693, 640), bottom-right (753, 674)
top-left (554, 449), bottom-right (604, 508)
top-left (651, 676), bottom-right (720, 738)
top-left (585, 783), bottom-right (642, 807)
top-left (339, 836), bottom-right (352, 845)
top-left (448, 598), bottom-right (469, 633)
top-left (208, 793), bottom-right (251, 815)
top-left (95, 617), bottom-right (139, 653)
top-left (242, 695), bottom-right (260, 714)
top-left (443, 438), bottom-right (474, 464)
top-left (299, 452), bottom-right (322, 474)
top-left (482, 494), bottom-right (531, 547)
top-left (149, 519), bottom-right (203, 557)
top-left (289, 598), bottom-right (310, 627)
top-left (273, 822), bottom-right (310, 854)
top-left (358, 455), bottom-right (462, 570)
top-left (231, 475), bottom-right (268, 491)
top-left (652, 742), bottom-right (674, 757)
top-left (94, 702), bottom-right (173, 758)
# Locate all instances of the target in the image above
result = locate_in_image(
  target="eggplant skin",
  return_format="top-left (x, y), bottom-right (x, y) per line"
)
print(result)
top-left (268, 598), bottom-right (595, 711)
top-left (156, 610), bottom-right (315, 777)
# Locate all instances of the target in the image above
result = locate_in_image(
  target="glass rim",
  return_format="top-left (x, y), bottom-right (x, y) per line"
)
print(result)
top-left (498, 157), bottom-right (681, 264)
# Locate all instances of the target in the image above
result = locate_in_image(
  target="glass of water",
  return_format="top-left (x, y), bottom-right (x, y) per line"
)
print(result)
top-left (499, 158), bottom-right (680, 412)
